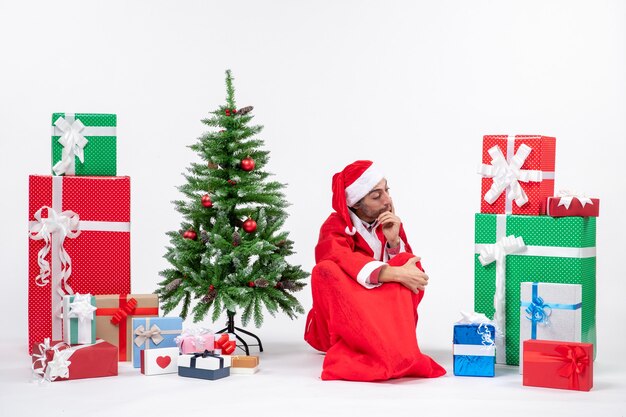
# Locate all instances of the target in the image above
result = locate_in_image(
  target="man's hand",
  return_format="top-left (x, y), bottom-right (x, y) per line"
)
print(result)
top-left (378, 256), bottom-right (429, 294)
top-left (378, 199), bottom-right (401, 247)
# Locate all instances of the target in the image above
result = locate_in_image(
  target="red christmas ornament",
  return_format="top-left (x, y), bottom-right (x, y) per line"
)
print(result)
top-left (183, 229), bottom-right (197, 240)
top-left (275, 282), bottom-right (283, 289)
top-left (201, 194), bottom-right (213, 208)
top-left (242, 218), bottom-right (257, 233)
top-left (227, 179), bottom-right (237, 186)
top-left (240, 156), bottom-right (255, 172)
top-left (209, 285), bottom-right (214, 290)
top-left (248, 281), bottom-right (255, 287)
top-left (225, 109), bottom-right (231, 116)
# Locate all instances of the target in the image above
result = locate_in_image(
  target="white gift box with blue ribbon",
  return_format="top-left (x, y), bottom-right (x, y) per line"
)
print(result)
top-left (519, 282), bottom-right (581, 373)
top-left (453, 313), bottom-right (496, 377)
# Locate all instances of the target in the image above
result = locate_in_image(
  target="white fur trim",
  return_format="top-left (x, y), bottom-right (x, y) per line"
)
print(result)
top-left (345, 163), bottom-right (385, 207)
top-left (356, 261), bottom-right (385, 289)
top-left (344, 225), bottom-right (356, 236)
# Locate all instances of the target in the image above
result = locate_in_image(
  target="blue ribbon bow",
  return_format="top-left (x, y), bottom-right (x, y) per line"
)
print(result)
top-left (521, 282), bottom-right (582, 339)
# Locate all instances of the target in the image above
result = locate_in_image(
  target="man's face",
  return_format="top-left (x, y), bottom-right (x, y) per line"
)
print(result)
top-left (352, 179), bottom-right (392, 223)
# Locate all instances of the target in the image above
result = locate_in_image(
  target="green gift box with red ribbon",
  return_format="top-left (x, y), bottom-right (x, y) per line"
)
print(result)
top-left (474, 213), bottom-right (596, 366)
top-left (95, 294), bottom-right (159, 361)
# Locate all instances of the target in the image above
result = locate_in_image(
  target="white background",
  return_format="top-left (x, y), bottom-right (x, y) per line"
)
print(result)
top-left (1, 0), bottom-right (625, 415)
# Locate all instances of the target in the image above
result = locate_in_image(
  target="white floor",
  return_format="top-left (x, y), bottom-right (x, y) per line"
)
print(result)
top-left (1, 337), bottom-right (624, 417)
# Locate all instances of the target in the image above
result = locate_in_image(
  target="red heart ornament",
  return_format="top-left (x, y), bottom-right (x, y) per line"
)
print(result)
top-left (156, 356), bottom-right (171, 369)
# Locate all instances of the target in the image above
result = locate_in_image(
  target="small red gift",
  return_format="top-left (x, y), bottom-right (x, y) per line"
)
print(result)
top-left (31, 339), bottom-right (118, 382)
top-left (214, 333), bottom-right (236, 355)
top-left (542, 191), bottom-right (600, 217)
top-left (522, 339), bottom-right (593, 391)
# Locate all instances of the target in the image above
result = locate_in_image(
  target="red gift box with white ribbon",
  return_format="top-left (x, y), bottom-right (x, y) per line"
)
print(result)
top-left (28, 175), bottom-right (131, 353)
top-left (542, 191), bottom-right (600, 217)
top-left (478, 135), bottom-right (556, 215)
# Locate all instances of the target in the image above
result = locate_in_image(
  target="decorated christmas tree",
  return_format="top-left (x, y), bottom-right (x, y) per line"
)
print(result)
top-left (156, 70), bottom-right (308, 328)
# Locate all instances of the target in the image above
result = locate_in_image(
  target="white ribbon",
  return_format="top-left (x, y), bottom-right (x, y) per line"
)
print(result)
top-left (32, 338), bottom-right (103, 383)
top-left (52, 116), bottom-right (89, 176)
top-left (477, 234), bottom-right (526, 363)
top-left (556, 189), bottom-right (594, 209)
top-left (67, 293), bottom-right (96, 322)
top-left (28, 206), bottom-right (80, 291)
top-left (478, 142), bottom-right (543, 212)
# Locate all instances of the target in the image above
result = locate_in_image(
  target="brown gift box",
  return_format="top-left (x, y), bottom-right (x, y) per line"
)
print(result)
top-left (231, 355), bottom-right (260, 368)
top-left (95, 294), bottom-right (159, 361)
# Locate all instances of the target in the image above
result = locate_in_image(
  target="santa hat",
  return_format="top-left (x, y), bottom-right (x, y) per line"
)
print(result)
top-left (332, 160), bottom-right (385, 235)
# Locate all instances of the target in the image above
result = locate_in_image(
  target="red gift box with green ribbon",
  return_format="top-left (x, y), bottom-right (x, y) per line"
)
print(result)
top-left (523, 339), bottom-right (593, 391)
top-left (28, 175), bottom-right (131, 354)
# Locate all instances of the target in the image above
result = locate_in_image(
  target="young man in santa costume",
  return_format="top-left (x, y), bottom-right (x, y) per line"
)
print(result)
top-left (304, 160), bottom-right (446, 381)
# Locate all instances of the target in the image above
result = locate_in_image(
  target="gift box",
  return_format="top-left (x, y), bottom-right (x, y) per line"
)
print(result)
top-left (132, 317), bottom-right (183, 368)
top-left (478, 135), bottom-right (556, 215)
top-left (453, 323), bottom-right (496, 377)
top-left (95, 294), bottom-right (159, 361)
top-left (542, 193), bottom-right (600, 218)
top-left (227, 355), bottom-right (259, 374)
top-left (175, 328), bottom-right (215, 354)
top-left (31, 339), bottom-right (118, 382)
top-left (63, 293), bottom-right (96, 345)
top-left (178, 351), bottom-right (230, 381)
top-left (519, 282), bottom-right (581, 371)
top-left (474, 213), bottom-right (596, 365)
top-left (51, 113), bottom-right (117, 176)
top-left (28, 175), bottom-right (131, 353)
top-left (140, 347), bottom-right (179, 375)
top-left (523, 340), bottom-right (593, 391)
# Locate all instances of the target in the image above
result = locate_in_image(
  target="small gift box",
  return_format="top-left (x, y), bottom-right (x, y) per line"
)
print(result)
top-left (62, 293), bottom-right (96, 345)
top-left (51, 112), bottom-right (117, 176)
top-left (178, 351), bottom-right (230, 381)
top-left (31, 338), bottom-right (118, 382)
top-left (228, 355), bottom-right (259, 374)
top-left (95, 294), bottom-right (159, 362)
top-left (213, 333), bottom-right (237, 355)
top-left (519, 282), bottom-right (581, 372)
top-left (453, 312), bottom-right (496, 377)
top-left (542, 191), bottom-right (600, 217)
top-left (523, 339), bottom-right (593, 391)
top-left (131, 317), bottom-right (183, 368)
top-left (175, 327), bottom-right (215, 354)
top-left (140, 347), bottom-right (179, 376)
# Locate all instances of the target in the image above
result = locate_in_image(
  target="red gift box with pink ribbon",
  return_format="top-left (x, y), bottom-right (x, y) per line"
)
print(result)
top-left (522, 339), bottom-right (593, 391)
top-left (28, 175), bottom-right (131, 354)
top-left (478, 135), bottom-right (556, 215)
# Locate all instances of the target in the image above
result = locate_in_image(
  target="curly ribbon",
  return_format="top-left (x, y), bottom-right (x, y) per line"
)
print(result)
top-left (214, 333), bottom-right (237, 355)
top-left (52, 115), bottom-right (89, 176)
top-left (521, 282), bottom-right (582, 340)
top-left (110, 297), bottom-right (138, 325)
top-left (28, 206), bottom-right (80, 290)
top-left (477, 323), bottom-right (495, 347)
top-left (525, 344), bottom-right (590, 390)
top-left (134, 324), bottom-right (165, 347)
top-left (556, 189), bottom-right (594, 210)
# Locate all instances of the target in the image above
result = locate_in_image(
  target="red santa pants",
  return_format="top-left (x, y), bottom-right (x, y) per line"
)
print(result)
top-left (304, 252), bottom-right (446, 381)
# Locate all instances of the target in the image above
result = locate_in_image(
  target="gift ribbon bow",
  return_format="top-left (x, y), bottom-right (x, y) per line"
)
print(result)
top-left (31, 338), bottom-right (72, 383)
top-left (477, 323), bottom-right (495, 347)
top-left (478, 144), bottom-right (543, 208)
top-left (190, 350), bottom-right (224, 369)
top-left (134, 324), bottom-right (165, 347)
top-left (67, 293), bottom-right (97, 323)
top-left (556, 189), bottom-right (594, 209)
top-left (52, 116), bottom-right (89, 176)
top-left (28, 206), bottom-right (80, 292)
top-left (214, 333), bottom-right (236, 354)
top-left (110, 297), bottom-right (138, 325)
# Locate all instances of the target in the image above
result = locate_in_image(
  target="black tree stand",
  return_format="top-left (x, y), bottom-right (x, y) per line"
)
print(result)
top-left (215, 310), bottom-right (263, 356)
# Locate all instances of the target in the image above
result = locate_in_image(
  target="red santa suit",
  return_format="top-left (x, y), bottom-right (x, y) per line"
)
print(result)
top-left (304, 160), bottom-right (446, 381)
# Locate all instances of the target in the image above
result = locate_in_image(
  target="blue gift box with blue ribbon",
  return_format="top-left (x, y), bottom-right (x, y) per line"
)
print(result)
top-left (519, 282), bottom-right (581, 372)
top-left (453, 323), bottom-right (496, 377)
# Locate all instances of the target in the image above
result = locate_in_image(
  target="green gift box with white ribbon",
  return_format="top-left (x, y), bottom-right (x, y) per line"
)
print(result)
top-left (51, 113), bottom-right (117, 176)
top-left (474, 213), bottom-right (596, 366)
top-left (62, 293), bottom-right (97, 345)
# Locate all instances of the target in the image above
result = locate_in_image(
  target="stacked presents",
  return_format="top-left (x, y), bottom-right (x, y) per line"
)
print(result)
top-left (28, 113), bottom-right (260, 382)
top-left (454, 134), bottom-right (597, 392)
